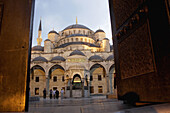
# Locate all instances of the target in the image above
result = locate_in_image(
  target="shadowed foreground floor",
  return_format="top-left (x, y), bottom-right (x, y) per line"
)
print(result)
top-left (2, 96), bottom-right (170, 113)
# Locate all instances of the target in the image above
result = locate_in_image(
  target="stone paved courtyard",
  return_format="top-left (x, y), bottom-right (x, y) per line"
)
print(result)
top-left (28, 96), bottom-right (134, 113)
top-left (1, 96), bottom-right (170, 113)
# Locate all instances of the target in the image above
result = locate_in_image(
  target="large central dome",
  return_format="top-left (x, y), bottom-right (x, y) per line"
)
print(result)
top-left (63, 24), bottom-right (91, 31)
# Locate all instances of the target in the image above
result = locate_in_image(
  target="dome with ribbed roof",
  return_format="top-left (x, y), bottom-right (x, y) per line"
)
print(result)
top-left (89, 55), bottom-right (104, 62)
top-left (32, 56), bottom-right (48, 62)
top-left (69, 50), bottom-right (85, 56)
top-left (63, 24), bottom-right (91, 31)
top-left (106, 55), bottom-right (114, 61)
top-left (51, 56), bottom-right (65, 62)
top-left (32, 46), bottom-right (44, 51)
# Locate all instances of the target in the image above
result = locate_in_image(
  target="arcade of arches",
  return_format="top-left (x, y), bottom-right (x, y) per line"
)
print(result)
top-left (30, 63), bottom-right (115, 97)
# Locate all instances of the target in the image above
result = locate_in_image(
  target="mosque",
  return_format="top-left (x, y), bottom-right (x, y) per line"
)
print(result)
top-left (30, 19), bottom-right (115, 97)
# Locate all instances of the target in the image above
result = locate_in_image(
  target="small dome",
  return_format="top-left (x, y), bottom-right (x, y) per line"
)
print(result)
top-left (103, 38), bottom-right (109, 40)
top-left (69, 50), bottom-right (85, 56)
top-left (106, 55), bottom-right (114, 61)
top-left (89, 55), bottom-right (104, 62)
top-left (63, 24), bottom-right (91, 31)
top-left (32, 46), bottom-right (44, 51)
top-left (95, 29), bottom-right (105, 33)
top-left (44, 39), bottom-right (51, 42)
top-left (51, 56), bottom-right (66, 62)
top-left (32, 56), bottom-right (48, 62)
top-left (48, 30), bottom-right (59, 35)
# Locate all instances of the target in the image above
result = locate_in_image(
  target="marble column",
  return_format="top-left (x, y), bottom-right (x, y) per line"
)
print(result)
top-left (88, 78), bottom-right (90, 97)
top-left (106, 73), bottom-right (110, 93)
top-left (82, 78), bottom-right (85, 97)
top-left (46, 77), bottom-right (49, 96)
top-left (45, 71), bottom-right (49, 96)
top-left (109, 72), bottom-right (113, 94)
top-left (70, 78), bottom-right (72, 97)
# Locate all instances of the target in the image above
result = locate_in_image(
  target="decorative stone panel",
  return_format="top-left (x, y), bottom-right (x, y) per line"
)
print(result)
top-left (118, 23), bottom-right (155, 79)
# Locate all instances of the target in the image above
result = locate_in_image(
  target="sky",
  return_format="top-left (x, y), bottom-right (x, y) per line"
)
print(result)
top-left (32, 0), bottom-right (113, 46)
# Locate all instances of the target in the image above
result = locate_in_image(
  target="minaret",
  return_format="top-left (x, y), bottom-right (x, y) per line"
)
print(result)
top-left (76, 16), bottom-right (78, 24)
top-left (37, 19), bottom-right (42, 46)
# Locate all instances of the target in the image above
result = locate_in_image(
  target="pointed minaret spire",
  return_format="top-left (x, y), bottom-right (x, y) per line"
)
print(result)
top-left (76, 16), bottom-right (78, 24)
top-left (39, 18), bottom-right (42, 31)
top-left (37, 19), bottom-right (42, 46)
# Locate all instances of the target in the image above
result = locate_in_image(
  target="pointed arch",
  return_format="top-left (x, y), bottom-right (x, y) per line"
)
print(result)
top-left (90, 63), bottom-right (106, 80)
top-left (48, 64), bottom-right (65, 79)
top-left (30, 65), bottom-right (45, 80)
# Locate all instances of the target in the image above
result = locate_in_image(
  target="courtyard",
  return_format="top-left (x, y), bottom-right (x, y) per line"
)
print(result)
top-left (28, 96), bottom-right (134, 113)
top-left (26, 96), bottom-right (170, 113)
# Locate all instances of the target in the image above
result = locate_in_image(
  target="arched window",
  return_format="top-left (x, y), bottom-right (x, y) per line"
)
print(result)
top-left (83, 30), bottom-right (85, 35)
top-left (76, 38), bottom-right (78, 42)
top-left (79, 30), bottom-right (81, 34)
top-left (81, 38), bottom-right (83, 42)
top-left (67, 39), bottom-right (69, 43)
top-left (53, 76), bottom-right (57, 82)
top-left (74, 30), bottom-right (76, 34)
top-left (71, 38), bottom-right (73, 42)
top-left (62, 76), bottom-right (65, 82)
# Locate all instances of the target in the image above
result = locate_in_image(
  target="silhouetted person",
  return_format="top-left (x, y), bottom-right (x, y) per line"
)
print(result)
top-left (50, 89), bottom-right (53, 99)
top-left (43, 88), bottom-right (46, 99)
top-left (55, 88), bottom-right (59, 99)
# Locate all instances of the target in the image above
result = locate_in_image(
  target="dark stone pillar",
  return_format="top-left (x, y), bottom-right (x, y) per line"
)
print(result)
top-left (0, 0), bottom-right (34, 111)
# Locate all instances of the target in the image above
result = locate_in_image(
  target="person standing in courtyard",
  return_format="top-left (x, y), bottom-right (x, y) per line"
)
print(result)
top-left (43, 88), bottom-right (46, 99)
top-left (53, 89), bottom-right (56, 99)
top-left (61, 88), bottom-right (64, 99)
top-left (50, 89), bottom-right (52, 99)
top-left (55, 88), bottom-right (59, 99)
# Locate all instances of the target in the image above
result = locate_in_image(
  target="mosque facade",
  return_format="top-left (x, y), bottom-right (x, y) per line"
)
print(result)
top-left (30, 19), bottom-right (115, 97)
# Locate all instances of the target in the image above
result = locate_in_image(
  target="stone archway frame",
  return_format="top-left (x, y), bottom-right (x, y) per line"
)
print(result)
top-left (30, 64), bottom-right (46, 79)
top-left (47, 64), bottom-right (65, 78)
top-left (71, 72), bottom-right (83, 80)
top-left (89, 63), bottom-right (107, 76)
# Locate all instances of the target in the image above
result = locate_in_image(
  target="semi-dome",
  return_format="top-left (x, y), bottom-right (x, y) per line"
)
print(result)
top-left (32, 45), bottom-right (44, 51)
top-left (32, 56), bottom-right (48, 62)
top-left (106, 55), bottom-right (114, 61)
top-left (50, 56), bottom-right (66, 62)
top-left (48, 30), bottom-right (59, 35)
top-left (95, 29), bottom-right (105, 33)
top-left (63, 24), bottom-right (91, 31)
top-left (69, 50), bottom-right (85, 56)
top-left (89, 55), bottom-right (104, 62)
